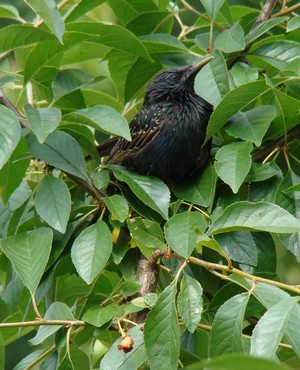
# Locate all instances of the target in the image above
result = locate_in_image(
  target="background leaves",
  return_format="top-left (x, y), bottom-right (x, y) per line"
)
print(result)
top-left (0, 1), bottom-right (300, 369)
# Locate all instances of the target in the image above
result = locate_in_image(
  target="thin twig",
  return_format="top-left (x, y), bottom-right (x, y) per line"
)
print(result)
top-left (25, 345), bottom-right (56, 370)
top-left (273, 2), bottom-right (300, 17)
top-left (186, 255), bottom-right (300, 295)
top-left (252, 124), bottom-right (300, 163)
top-left (0, 319), bottom-right (86, 328)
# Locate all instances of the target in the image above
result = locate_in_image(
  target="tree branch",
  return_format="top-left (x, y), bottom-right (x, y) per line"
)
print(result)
top-left (252, 0), bottom-right (279, 29)
top-left (187, 255), bottom-right (300, 295)
top-left (252, 124), bottom-right (300, 163)
top-left (0, 319), bottom-right (86, 328)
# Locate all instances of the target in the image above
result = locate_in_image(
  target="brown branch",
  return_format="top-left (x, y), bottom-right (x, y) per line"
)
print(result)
top-left (252, 124), bottom-right (300, 163)
top-left (252, 0), bottom-right (279, 29)
top-left (0, 88), bottom-right (29, 128)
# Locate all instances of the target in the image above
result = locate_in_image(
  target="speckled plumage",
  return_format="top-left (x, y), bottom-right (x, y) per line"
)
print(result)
top-left (97, 57), bottom-right (214, 182)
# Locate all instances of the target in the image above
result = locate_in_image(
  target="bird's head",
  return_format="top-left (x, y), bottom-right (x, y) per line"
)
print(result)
top-left (144, 56), bottom-right (213, 105)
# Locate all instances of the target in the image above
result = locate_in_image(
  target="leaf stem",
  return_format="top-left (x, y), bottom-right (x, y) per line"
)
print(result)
top-left (31, 293), bottom-right (42, 319)
top-left (25, 345), bottom-right (56, 370)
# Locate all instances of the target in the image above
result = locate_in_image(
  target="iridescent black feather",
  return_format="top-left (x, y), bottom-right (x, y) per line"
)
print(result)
top-left (97, 57), bottom-right (214, 183)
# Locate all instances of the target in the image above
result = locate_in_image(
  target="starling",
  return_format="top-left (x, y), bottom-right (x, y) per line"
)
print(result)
top-left (97, 56), bottom-right (214, 183)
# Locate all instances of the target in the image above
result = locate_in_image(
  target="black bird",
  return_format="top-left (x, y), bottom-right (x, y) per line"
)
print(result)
top-left (97, 56), bottom-right (214, 183)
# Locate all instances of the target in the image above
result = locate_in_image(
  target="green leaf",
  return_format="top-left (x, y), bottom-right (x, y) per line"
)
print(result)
top-left (230, 62), bottom-right (259, 86)
top-left (173, 164), bottom-right (216, 207)
top-left (35, 176), bottom-right (71, 233)
top-left (52, 69), bottom-right (95, 101)
top-left (0, 105), bottom-right (21, 170)
top-left (0, 137), bottom-right (30, 204)
top-left (140, 34), bottom-right (188, 54)
top-left (127, 217), bottom-right (166, 258)
top-left (287, 16), bottom-right (300, 32)
top-left (246, 162), bottom-right (282, 182)
top-left (185, 354), bottom-right (293, 370)
top-left (66, 22), bottom-right (152, 61)
top-left (215, 232), bottom-right (257, 266)
top-left (251, 297), bottom-right (300, 358)
top-left (30, 302), bottom-right (74, 345)
top-left (27, 130), bottom-right (88, 180)
top-left (82, 303), bottom-right (120, 327)
top-left (71, 220), bottom-right (112, 284)
top-left (144, 282), bottom-right (180, 370)
top-left (109, 0), bottom-right (157, 24)
top-left (0, 227), bottom-right (53, 294)
top-left (100, 324), bottom-right (146, 370)
top-left (205, 80), bottom-right (269, 142)
top-left (177, 274), bottom-right (203, 333)
top-left (215, 23), bottom-right (245, 53)
top-left (210, 293), bottom-right (249, 356)
top-left (0, 24), bottom-right (54, 53)
top-left (64, 105), bottom-right (131, 141)
top-left (245, 16), bottom-right (288, 45)
top-left (24, 0), bottom-right (65, 43)
top-left (24, 104), bottom-right (61, 143)
top-left (252, 41), bottom-right (300, 69)
top-left (125, 58), bottom-right (162, 102)
top-left (103, 195), bottom-right (129, 223)
top-left (195, 49), bottom-right (230, 106)
top-left (126, 11), bottom-right (173, 35)
top-left (65, 0), bottom-right (106, 22)
top-left (0, 5), bottom-right (22, 21)
top-left (164, 212), bottom-right (207, 258)
top-left (225, 106), bottom-right (276, 146)
top-left (199, 0), bottom-right (226, 21)
top-left (109, 165), bottom-right (170, 220)
top-left (209, 201), bottom-right (300, 235)
top-left (214, 141), bottom-right (252, 193)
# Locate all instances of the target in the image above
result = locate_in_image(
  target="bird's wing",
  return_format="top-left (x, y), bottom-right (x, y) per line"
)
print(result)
top-left (107, 106), bottom-right (165, 164)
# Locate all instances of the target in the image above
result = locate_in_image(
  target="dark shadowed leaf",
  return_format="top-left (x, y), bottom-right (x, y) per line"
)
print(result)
top-left (173, 164), bottom-right (216, 207)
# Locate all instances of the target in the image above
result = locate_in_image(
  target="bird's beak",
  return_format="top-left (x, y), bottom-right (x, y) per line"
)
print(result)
top-left (184, 56), bottom-right (214, 80)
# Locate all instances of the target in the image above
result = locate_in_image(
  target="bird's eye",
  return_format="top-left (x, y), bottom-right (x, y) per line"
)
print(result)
top-left (168, 74), bottom-right (178, 81)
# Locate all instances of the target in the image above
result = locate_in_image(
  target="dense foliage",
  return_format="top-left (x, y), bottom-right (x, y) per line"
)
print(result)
top-left (0, 0), bottom-right (300, 369)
